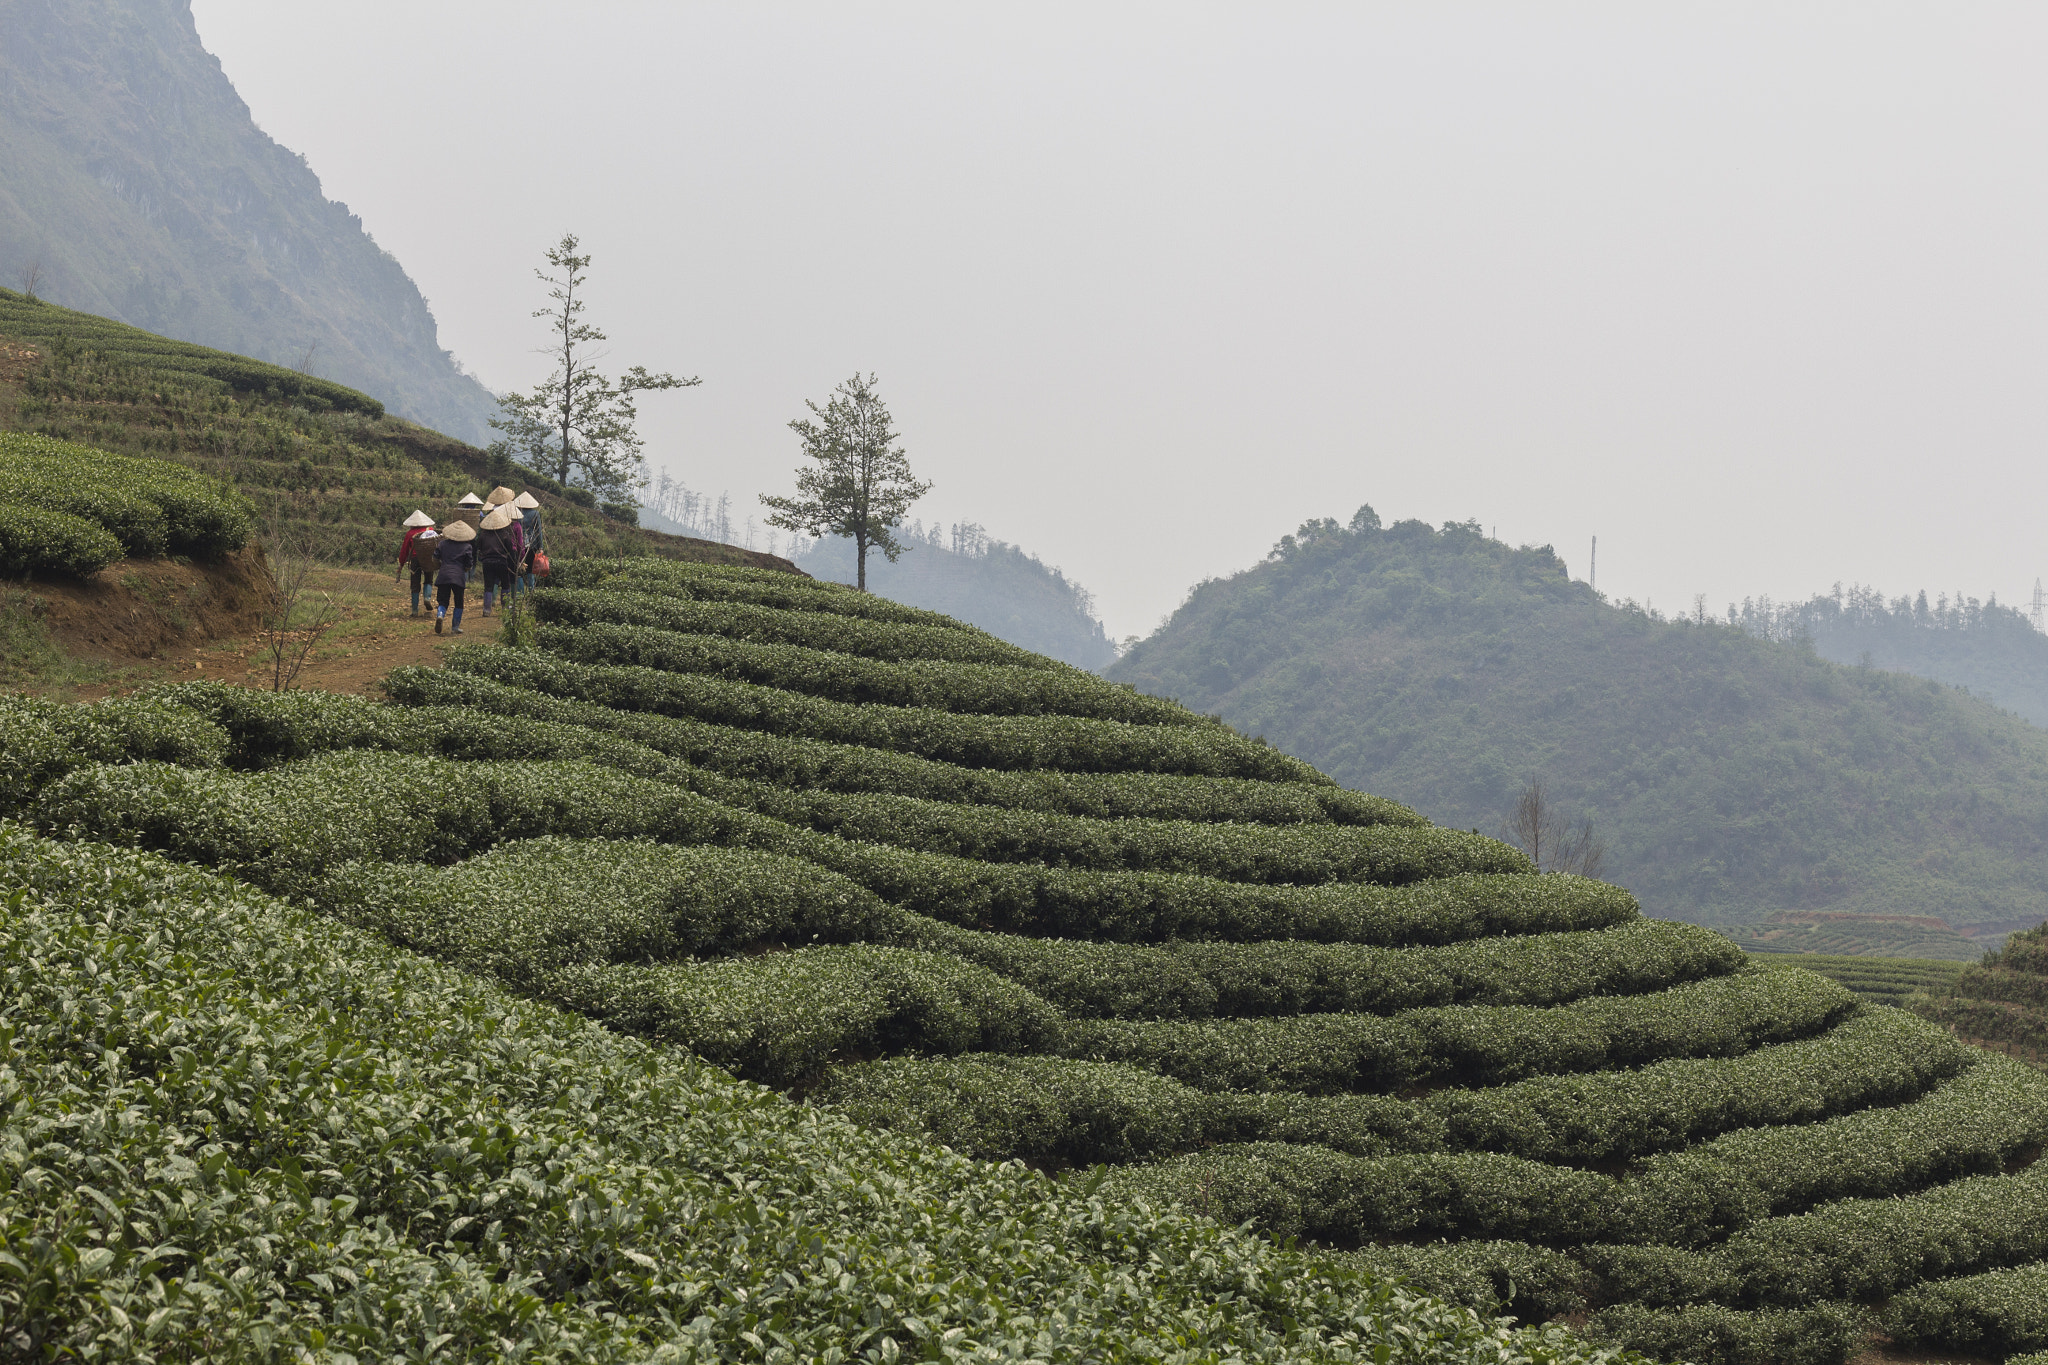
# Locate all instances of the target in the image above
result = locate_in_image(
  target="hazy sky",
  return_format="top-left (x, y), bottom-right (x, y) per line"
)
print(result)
top-left (191, 1), bottom-right (2048, 639)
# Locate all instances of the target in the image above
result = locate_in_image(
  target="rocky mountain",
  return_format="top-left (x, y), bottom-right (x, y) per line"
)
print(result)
top-left (0, 0), bottom-right (498, 441)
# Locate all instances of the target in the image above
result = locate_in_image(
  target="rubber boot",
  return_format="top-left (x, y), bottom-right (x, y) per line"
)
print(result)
top-left (481, 589), bottom-right (494, 617)
top-left (435, 604), bottom-right (444, 635)
top-left (410, 584), bottom-right (421, 616)
top-left (452, 607), bottom-right (465, 635)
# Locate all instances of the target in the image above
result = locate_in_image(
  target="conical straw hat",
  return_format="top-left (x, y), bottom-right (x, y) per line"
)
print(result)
top-left (442, 520), bottom-right (477, 541)
top-left (481, 506), bottom-right (515, 530)
top-left (486, 485), bottom-right (517, 505)
top-left (457, 492), bottom-right (484, 507)
top-left (402, 509), bottom-right (434, 528)
top-left (513, 491), bottom-right (541, 509)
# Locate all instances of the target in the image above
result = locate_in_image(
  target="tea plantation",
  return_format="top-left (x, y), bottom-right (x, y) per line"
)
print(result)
top-left (7, 556), bottom-right (2048, 1364)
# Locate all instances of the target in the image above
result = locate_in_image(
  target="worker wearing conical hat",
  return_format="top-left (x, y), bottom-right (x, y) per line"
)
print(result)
top-left (450, 492), bottom-right (484, 532)
top-left (485, 485), bottom-right (517, 508)
top-left (513, 491), bottom-right (544, 590)
top-left (434, 519), bottom-right (477, 634)
top-left (396, 509), bottom-right (437, 616)
top-left (477, 505), bottom-right (520, 615)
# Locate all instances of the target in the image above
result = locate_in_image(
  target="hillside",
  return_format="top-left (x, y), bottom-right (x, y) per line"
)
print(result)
top-left (1110, 510), bottom-right (2048, 932)
top-left (791, 521), bottom-right (1118, 669)
top-left (1737, 584), bottom-right (2048, 729)
top-left (1911, 921), bottom-right (2048, 1063)
top-left (10, 544), bottom-right (2048, 1362)
top-left (0, 287), bottom-right (790, 573)
top-left (0, 0), bottom-right (497, 440)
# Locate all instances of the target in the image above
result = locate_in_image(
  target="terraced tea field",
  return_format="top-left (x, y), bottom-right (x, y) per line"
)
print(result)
top-left (1752, 953), bottom-right (1968, 1006)
top-left (9, 550), bottom-right (2048, 1364)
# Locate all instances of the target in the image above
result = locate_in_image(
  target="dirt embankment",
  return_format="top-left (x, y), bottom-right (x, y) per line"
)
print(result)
top-left (9, 547), bottom-right (270, 661)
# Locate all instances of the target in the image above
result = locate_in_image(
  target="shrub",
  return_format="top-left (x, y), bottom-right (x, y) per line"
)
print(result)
top-left (321, 837), bottom-right (900, 961)
top-left (0, 691), bottom-right (227, 814)
top-left (1585, 1304), bottom-right (1864, 1365)
top-left (550, 554), bottom-right (984, 629)
top-left (0, 431), bottom-right (253, 558)
top-left (533, 617), bottom-right (1200, 725)
top-left (443, 645), bottom-right (1332, 783)
top-left (0, 500), bottom-right (124, 576)
top-left (1062, 970), bottom-right (1855, 1093)
top-left (387, 665), bottom-right (1412, 825)
top-left (1888, 1261), bottom-right (2048, 1356)
top-left (533, 585), bottom-right (1056, 669)
top-left (1339, 1243), bottom-right (1596, 1322)
top-left (0, 824), bottom-right (1657, 1364)
top-left (888, 917), bottom-right (1737, 1020)
top-left (741, 784), bottom-right (1520, 885)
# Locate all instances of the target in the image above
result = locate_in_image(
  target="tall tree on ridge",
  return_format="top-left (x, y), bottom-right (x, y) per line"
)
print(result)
top-left (761, 373), bottom-right (931, 590)
top-left (489, 234), bottom-right (698, 504)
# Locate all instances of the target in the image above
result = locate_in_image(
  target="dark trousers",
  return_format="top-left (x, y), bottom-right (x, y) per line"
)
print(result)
top-left (436, 583), bottom-right (465, 612)
top-left (482, 563), bottom-right (516, 602)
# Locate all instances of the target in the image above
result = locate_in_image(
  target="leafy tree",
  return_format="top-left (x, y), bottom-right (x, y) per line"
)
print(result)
top-left (489, 234), bottom-right (697, 503)
top-left (761, 373), bottom-right (931, 591)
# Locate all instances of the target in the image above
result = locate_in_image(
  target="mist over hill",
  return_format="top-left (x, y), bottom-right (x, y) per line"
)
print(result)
top-left (1732, 585), bottom-right (2048, 728)
top-left (0, 0), bottom-right (498, 441)
top-left (1110, 508), bottom-right (2048, 931)
top-left (643, 476), bottom-right (1117, 670)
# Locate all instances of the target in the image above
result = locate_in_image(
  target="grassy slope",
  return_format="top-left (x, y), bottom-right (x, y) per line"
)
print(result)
top-left (1912, 921), bottom-right (2048, 1059)
top-left (0, 287), bottom-right (792, 574)
top-left (14, 551), bottom-right (2048, 1364)
top-left (1109, 515), bottom-right (2048, 930)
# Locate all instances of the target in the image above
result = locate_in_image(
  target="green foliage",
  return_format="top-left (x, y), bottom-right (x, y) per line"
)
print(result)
top-left (1909, 918), bottom-right (2048, 1055)
top-left (1748, 951), bottom-right (1967, 1003)
top-left (389, 663), bottom-right (1407, 823)
top-left (1888, 1260), bottom-right (2048, 1356)
top-left (1060, 970), bottom-right (1854, 1094)
top-left (0, 827), bottom-right (1655, 1365)
top-left (0, 499), bottom-right (122, 575)
top-left (532, 617), bottom-right (1193, 724)
top-left (0, 690), bottom-right (227, 816)
top-left (534, 583), bottom-right (1062, 669)
top-left (742, 784), bottom-right (1506, 885)
top-left (446, 643), bottom-right (1333, 782)
top-left (551, 552), bottom-right (996, 628)
top-left (1109, 510), bottom-right (2048, 927)
top-left (0, 431), bottom-right (252, 560)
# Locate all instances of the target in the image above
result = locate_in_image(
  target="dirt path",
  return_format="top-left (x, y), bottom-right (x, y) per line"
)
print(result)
top-left (20, 565), bottom-right (510, 700)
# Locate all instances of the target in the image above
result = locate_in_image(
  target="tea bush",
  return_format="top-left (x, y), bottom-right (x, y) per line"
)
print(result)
top-left (0, 499), bottom-right (123, 575)
top-left (532, 616), bottom-right (1192, 723)
top-left (0, 825), bottom-right (1654, 1365)
top-left (443, 645), bottom-right (1331, 782)
top-left (0, 431), bottom-right (252, 558)
top-left (1888, 1261), bottom-right (2048, 1356)
top-left (532, 585), bottom-right (1058, 669)
top-left (389, 664), bottom-right (1412, 823)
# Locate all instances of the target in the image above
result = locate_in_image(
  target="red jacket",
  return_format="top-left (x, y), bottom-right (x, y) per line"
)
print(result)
top-left (398, 525), bottom-right (431, 566)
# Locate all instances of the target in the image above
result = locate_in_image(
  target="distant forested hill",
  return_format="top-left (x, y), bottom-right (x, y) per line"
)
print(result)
top-left (1732, 585), bottom-right (2048, 728)
top-left (1109, 508), bottom-right (2048, 930)
top-left (0, 0), bottom-right (499, 441)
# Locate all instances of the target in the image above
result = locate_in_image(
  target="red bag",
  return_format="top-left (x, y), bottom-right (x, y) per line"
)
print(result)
top-left (532, 552), bottom-right (551, 577)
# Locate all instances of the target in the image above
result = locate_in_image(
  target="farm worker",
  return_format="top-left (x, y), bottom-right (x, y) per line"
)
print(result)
top-left (403, 525), bottom-right (441, 616)
top-left (435, 519), bottom-right (477, 634)
top-left (501, 504), bottom-right (527, 588)
top-left (485, 484), bottom-right (517, 510)
top-left (395, 510), bottom-right (435, 615)
top-left (513, 491), bottom-right (544, 591)
top-left (476, 505), bottom-right (519, 615)
top-left (451, 492), bottom-right (484, 532)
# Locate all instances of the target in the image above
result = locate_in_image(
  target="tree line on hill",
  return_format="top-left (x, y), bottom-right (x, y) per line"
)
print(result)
top-left (1110, 508), bottom-right (2048, 931)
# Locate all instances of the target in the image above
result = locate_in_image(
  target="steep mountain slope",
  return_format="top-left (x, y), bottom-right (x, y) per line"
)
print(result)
top-left (1109, 510), bottom-right (2048, 931)
top-left (0, 0), bottom-right (497, 440)
top-left (10, 547), bottom-right (2048, 1365)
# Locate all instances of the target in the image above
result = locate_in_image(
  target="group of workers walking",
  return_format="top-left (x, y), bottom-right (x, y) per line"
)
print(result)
top-left (395, 485), bottom-right (547, 634)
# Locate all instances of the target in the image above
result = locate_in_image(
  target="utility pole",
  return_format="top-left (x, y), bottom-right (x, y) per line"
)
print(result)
top-left (1590, 536), bottom-right (1597, 594)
